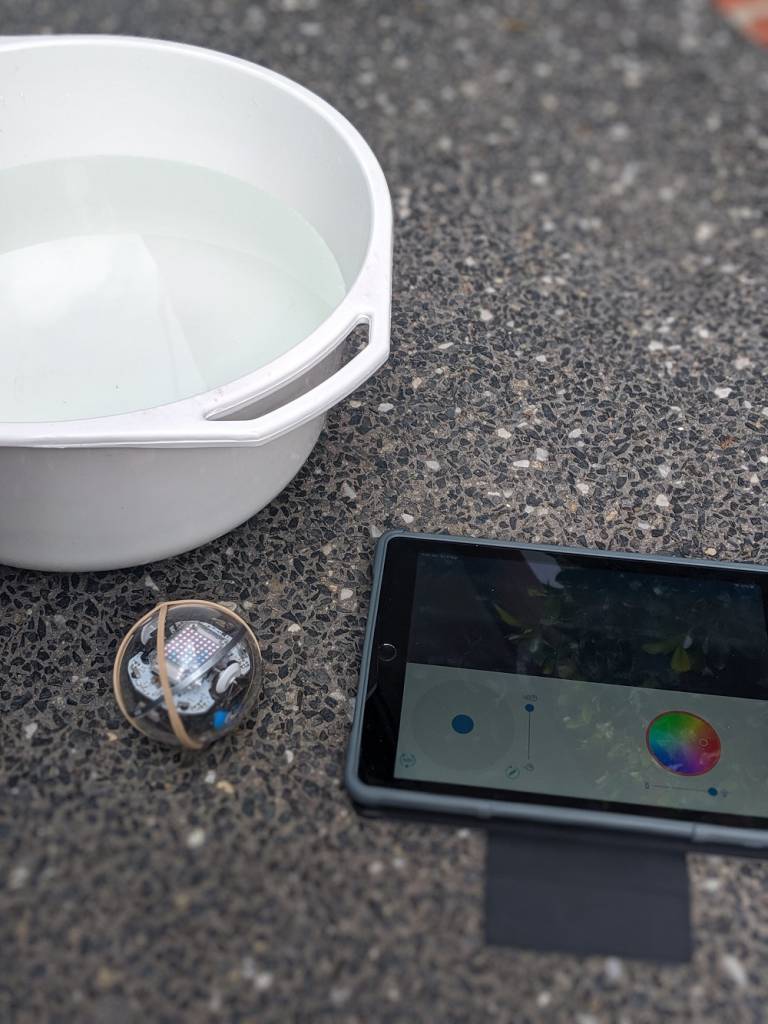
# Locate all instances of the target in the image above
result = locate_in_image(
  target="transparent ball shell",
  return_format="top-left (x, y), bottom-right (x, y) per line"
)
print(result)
top-left (114, 601), bottom-right (262, 749)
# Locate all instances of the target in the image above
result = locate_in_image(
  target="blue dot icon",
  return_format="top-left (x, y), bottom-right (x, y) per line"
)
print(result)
top-left (452, 714), bottom-right (474, 734)
top-left (708, 787), bottom-right (718, 797)
top-left (525, 703), bottom-right (535, 713)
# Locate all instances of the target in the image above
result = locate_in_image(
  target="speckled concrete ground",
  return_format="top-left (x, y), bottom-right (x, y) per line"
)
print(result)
top-left (2, 2), bottom-right (768, 1022)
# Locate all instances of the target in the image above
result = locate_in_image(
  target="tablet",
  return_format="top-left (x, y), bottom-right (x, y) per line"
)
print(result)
top-left (345, 532), bottom-right (768, 848)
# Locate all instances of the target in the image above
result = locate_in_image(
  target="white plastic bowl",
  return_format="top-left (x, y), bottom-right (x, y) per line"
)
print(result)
top-left (0, 35), bottom-right (392, 571)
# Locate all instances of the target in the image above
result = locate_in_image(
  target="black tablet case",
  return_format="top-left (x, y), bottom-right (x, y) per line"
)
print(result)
top-left (352, 534), bottom-right (767, 963)
top-left (485, 825), bottom-right (692, 961)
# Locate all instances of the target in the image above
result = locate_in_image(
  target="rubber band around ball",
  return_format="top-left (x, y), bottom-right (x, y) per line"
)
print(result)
top-left (113, 600), bottom-right (262, 750)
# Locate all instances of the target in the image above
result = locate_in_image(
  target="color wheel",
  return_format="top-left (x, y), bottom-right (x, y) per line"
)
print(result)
top-left (646, 711), bottom-right (721, 777)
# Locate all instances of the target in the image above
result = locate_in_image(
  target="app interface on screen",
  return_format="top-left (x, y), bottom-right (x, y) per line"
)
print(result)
top-left (394, 551), bottom-right (768, 817)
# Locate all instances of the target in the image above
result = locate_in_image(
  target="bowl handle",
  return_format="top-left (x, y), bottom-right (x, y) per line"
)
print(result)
top-left (196, 302), bottom-right (390, 447)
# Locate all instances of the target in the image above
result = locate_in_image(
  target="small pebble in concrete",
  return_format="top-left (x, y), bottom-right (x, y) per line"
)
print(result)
top-left (186, 828), bottom-right (206, 850)
top-left (695, 222), bottom-right (717, 243)
top-left (9, 865), bottom-right (30, 890)
top-left (720, 954), bottom-right (748, 988)
top-left (244, 5), bottom-right (266, 32)
top-left (255, 972), bottom-right (273, 993)
top-left (604, 957), bottom-right (624, 983)
top-left (95, 967), bottom-right (119, 990)
top-left (330, 987), bottom-right (352, 1008)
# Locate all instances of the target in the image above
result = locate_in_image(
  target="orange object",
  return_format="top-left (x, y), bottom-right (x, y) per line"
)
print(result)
top-left (715, 0), bottom-right (768, 45)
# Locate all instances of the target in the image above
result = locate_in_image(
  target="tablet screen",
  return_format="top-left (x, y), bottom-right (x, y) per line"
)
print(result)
top-left (359, 537), bottom-right (768, 829)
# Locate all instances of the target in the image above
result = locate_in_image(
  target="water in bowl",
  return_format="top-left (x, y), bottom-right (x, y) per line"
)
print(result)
top-left (0, 156), bottom-right (347, 423)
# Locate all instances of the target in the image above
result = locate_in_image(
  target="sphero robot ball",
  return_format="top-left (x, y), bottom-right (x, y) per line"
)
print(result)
top-left (113, 600), bottom-right (262, 749)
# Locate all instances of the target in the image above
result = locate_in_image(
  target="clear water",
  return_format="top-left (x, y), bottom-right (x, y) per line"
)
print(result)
top-left (0, 156), bottom-right (346, 423)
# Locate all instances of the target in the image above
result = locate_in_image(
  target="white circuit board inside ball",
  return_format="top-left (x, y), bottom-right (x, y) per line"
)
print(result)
top-left (127, 619), bottom-right (252, 715)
